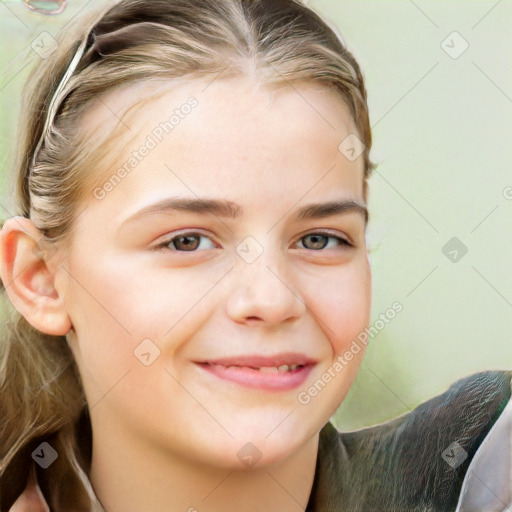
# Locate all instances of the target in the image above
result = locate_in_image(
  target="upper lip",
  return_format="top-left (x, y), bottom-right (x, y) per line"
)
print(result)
top-left (198, 352), bottom-right (317, 368)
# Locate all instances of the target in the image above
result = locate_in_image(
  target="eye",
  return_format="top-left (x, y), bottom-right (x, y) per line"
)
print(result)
top-left (153, 230), bottom-right (353, 253)
top-left (155, 232), bottom-right (217, 252)
top-left (296, 231), bottom-right (352, 251)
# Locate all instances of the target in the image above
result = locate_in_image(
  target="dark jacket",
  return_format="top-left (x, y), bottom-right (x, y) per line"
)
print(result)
top-left (6, 370), bottom-right (512, 511)
top-left (306, 370), bottom-right (512, 511)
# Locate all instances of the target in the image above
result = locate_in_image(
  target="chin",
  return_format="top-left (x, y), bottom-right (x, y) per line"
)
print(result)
top-left (208, 437), bottom-right (305, 471)
top-left (219, 420), bottom-right (315, 469)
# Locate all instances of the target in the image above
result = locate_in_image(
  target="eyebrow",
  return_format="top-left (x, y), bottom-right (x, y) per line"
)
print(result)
top-left (123, 196), bottom-right (368, 225)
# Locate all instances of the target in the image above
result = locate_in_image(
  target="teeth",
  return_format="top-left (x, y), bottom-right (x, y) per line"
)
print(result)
top-left (210, 363), bottom-right (303, 372)
top-left (259, 366), bottom-right (279, 374)
top-left (258, 364), bottom-right (302, 373)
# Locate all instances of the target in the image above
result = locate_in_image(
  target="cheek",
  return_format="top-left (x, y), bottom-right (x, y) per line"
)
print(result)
top-left (315, 259), bottom-right (372, 357)
top-left (64, 253), bottom-right (214, 376)
top-left (294, 259), bottom-right (371, 423)
top-left (62, 256), bottom-right (151, 399)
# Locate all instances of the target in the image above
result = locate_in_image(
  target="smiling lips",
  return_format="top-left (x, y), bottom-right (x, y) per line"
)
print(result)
top-left (196, 353), bottom-right (316, 390)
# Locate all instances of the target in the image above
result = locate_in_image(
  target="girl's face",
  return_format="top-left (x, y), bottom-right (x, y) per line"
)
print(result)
top-left (58, 76), bottom-right (371, 468)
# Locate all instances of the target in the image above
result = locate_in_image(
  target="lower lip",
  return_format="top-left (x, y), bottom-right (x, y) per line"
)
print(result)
top-left (195, 362), bottom-right (315, 391)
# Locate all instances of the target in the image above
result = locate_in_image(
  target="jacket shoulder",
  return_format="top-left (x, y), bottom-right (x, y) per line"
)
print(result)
top-left (338, 370), bottom-right (512, 511)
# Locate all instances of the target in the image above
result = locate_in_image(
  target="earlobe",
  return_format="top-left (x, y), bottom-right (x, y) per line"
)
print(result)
top-left (0, 216), bottom-right (72, 336)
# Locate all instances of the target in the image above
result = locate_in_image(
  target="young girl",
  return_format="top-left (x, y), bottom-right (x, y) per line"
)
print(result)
top-left (0, 1), bottom-right (510, 511)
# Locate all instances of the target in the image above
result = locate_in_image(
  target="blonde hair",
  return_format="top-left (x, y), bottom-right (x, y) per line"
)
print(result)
top-left (0, 0), bottom-right (376, 508)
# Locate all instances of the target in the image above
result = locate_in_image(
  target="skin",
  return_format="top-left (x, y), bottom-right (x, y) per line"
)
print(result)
top-left (0, 76), bottom-right (372, 512)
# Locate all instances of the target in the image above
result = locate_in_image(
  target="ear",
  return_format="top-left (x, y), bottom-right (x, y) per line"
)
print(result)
top-left (0, 216), bottom-right (72, 336)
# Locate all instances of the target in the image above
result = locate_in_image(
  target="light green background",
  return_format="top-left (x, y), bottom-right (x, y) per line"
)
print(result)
top-left (1, 0), bottom-right (511, 431)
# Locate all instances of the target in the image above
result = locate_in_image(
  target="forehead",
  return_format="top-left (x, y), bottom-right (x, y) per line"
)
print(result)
top-left (80, 75), bottom-right (357, 131)
top-left (78, 76), bottom-right (365, 224)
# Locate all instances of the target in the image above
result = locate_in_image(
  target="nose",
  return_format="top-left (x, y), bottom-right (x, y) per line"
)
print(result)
top-left (225, 240), bottom-right (306, 327)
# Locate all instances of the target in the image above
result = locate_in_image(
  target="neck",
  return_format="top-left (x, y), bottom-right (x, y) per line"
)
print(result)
top-left (89, 417), bottom-right (319, 512)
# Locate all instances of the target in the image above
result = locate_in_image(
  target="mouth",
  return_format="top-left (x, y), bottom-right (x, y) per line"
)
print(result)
top-left (194, 353), bottom-right (316, 391)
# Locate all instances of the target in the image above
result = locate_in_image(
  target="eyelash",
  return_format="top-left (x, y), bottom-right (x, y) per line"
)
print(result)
top-left (153, 230), bottom-right (353, 253)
